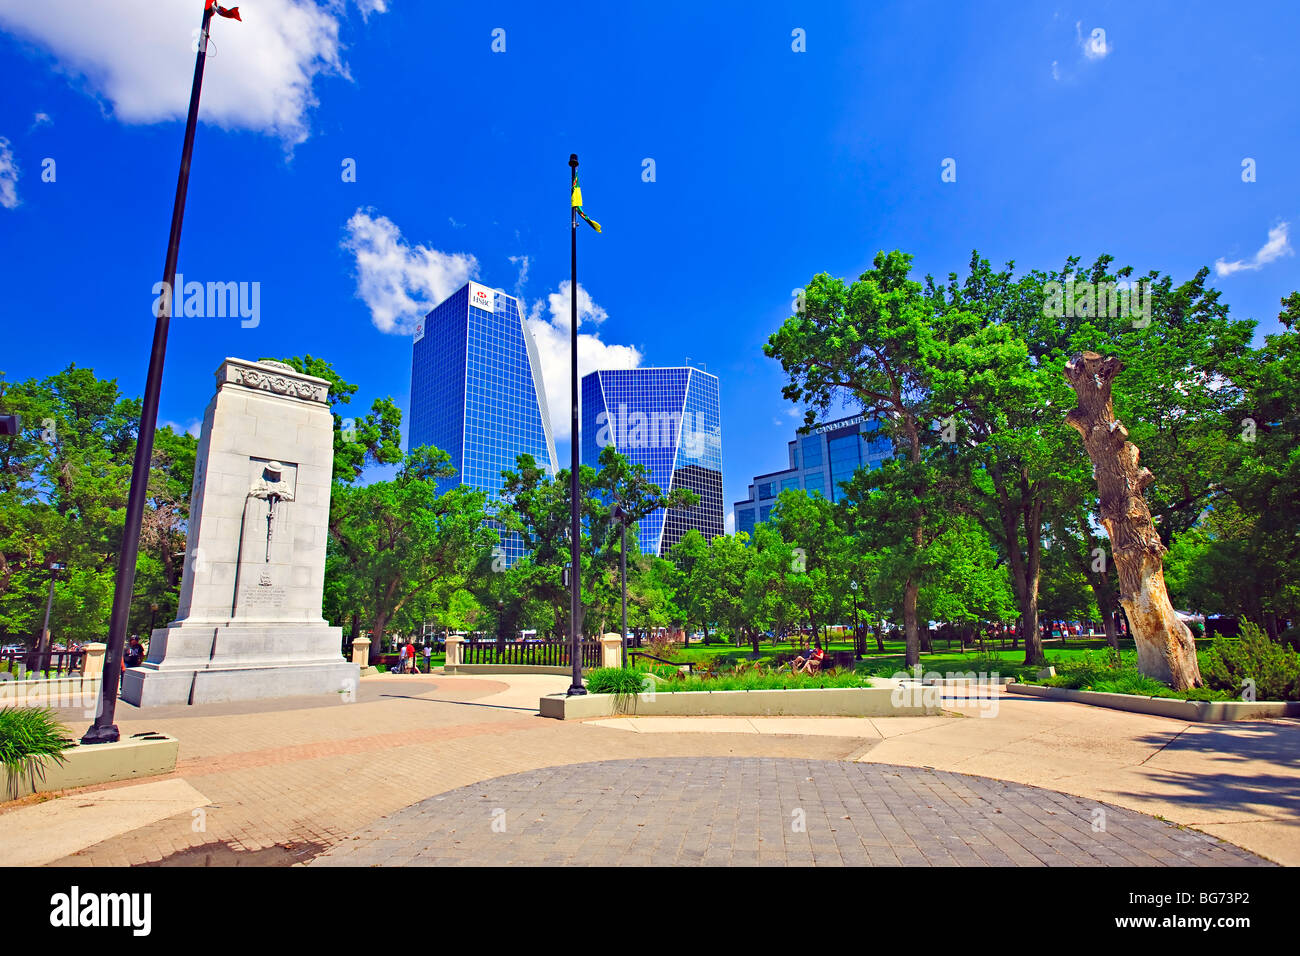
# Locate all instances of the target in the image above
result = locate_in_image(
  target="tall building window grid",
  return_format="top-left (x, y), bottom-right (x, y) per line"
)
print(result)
top-left (581, 367), bottom-right (722, 557)
top-left (409, 285), bottom-right (556, 565)
top-left (733, 414), bottom-right (891, 527)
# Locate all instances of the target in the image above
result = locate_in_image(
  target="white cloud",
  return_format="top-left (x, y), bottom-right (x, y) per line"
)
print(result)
top-left (31, 111), bottom-right (51, 129)
top-left (161, 419), bottom-right (202, 438)
top-left (0, 0), bottom-right (385, 146)
top-left (0, 137), bottom-right (18, 209)
top-left (340, 210), bottom-right (641, 441)
top-left (1215, 222), bottom-right (1293, 277)
top-left (341, 209), bottom-right (479, 334)
top-left (526, 280), bottom-right (641, 442)
top-left (508, 254), bottom-right (530, 295)
top-left (1077, 22), bottom-right (1110, 60)
top-left (725, 510), bottom-right (735, 535)
top-left (342, 0), bottom-right (387, 20)
top-left (1051, 60), bottom-right (1060, 81)
top-left (530, 279), bottom-right (610, 332)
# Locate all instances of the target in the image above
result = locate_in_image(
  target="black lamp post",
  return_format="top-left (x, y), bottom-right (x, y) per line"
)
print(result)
top-left (39, 561), bottom-right (64, 673)
top-left (496, 599), bottom-right (506, 659)
top-left (83, 1), bottom-right (222, 745)
top-left (613, 503), bottom-right (629, 668)
top-left (849, 579), bottom-right (862, 659)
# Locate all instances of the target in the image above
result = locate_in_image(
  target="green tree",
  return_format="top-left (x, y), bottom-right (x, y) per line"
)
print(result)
top-left (0, 365), bottom-right (195, 649)
top-left (767, 252), bottom-right (958, 666)
top-left (274, 355), bottom-right (402, 485)
top-left (328, 447), bottom-right (496, 660)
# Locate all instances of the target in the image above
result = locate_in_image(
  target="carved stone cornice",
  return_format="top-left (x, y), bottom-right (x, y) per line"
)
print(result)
top-left (216, 358), bottom-right (331, 405)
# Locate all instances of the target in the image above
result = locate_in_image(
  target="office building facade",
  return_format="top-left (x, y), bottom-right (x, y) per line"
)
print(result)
top-left (581, 367), bottom-right (724, 557)
top-left (409, 281), bottom-right (558, 563)
top-left (733, 412), bottom-right (891, 536)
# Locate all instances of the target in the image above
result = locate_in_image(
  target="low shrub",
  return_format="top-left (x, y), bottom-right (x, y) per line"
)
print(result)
top-left (1042, 649), bottom-right (1125, 689)
top-left (585, 667), bottom-right (649, 696)
top-left (1201, 621), bottom-right (1300, 702)
top-left (644, 632), bottom-right (678, 660)
top-left (0, 707), bottom-right (73, 797)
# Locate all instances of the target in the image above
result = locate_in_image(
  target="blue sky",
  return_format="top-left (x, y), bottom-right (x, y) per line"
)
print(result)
top-left (1, 1), bottom-right (1297, 529)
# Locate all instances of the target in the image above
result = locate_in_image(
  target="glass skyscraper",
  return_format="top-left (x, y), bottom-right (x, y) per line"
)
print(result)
top-left (409, 281), bottom-right (558, 563)
top-left (733, 413), bottom-right (891, 536)
top-left (581, 367), bottom-right (724, 557)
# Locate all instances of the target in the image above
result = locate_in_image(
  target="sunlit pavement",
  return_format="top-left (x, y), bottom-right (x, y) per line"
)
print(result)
top-left (1, 674), bottom-right (1294, 866)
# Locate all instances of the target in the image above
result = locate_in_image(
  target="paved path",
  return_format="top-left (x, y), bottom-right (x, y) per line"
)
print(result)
top-left (309, 757), bottom-right (1267, 867)
top-left (1, 673), bottom-right (1294, 867)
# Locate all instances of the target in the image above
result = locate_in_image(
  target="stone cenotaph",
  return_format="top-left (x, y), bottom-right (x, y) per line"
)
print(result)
top-left (121, 358), bottom-right (359, 706)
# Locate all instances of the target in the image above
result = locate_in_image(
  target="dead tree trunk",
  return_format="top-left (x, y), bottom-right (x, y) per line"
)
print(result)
top-left (1063, 352), bottom-right (1203, 689)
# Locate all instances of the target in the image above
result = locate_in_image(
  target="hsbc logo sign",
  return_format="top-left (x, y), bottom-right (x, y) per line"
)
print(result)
top-left (413, 320), bottom-right (425, 343)
top-left (468, 281), bottom-right (495, 314)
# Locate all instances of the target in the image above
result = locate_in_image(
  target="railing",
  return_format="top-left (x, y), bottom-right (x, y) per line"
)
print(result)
top-left (1, 648), bottom-right (85, 678)
top-left (460, 639), bottom-right (602, 668)
top-left (629, 652), bottom-right (694, 673)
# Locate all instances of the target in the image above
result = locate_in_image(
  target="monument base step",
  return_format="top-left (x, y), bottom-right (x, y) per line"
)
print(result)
top-left (121, 660), bottom-right (360, 707)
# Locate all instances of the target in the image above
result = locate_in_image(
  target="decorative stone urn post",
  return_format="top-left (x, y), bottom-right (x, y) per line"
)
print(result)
top-left (600, 633), bottom-right (623, 669)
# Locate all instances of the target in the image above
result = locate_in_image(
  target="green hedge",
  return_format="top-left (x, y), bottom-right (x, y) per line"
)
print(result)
top-left (1202, 622), bottom-right (1300, 702)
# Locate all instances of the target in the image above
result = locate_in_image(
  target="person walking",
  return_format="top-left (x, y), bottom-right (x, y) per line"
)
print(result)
top-left (422, 642), bottom-right (431, 673)
top-left (405, 638), bottom-right (417, 674)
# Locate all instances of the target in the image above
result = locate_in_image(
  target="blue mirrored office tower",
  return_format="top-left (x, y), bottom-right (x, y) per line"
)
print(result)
top-left (409, 281), bottom-right (558, 564)
top-left (581, 367), bottom-right (724, 557)
top-left (732, 412), bottom-right (891, 537)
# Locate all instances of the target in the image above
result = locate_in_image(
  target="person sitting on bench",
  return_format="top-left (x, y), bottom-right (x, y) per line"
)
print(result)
top-left (792, 645), bottom-right (826, 674)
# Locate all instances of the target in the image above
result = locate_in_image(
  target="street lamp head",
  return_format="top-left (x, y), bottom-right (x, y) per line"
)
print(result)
top-left (569, 153), bottom-right (579, 168)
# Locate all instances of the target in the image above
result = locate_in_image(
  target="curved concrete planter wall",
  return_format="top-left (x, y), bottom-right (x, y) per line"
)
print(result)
top-left (4, 733), bottom-right (179, 802)
top-left (540, 680), bottom-right (941, 720)
top-left (1007, 682), bottom-right (1300, 722)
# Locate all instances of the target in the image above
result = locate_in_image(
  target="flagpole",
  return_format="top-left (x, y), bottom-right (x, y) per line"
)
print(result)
top-left (567, 153), bottom-right (586, 696)
top-left (83, 1), bottom-right (217, 743)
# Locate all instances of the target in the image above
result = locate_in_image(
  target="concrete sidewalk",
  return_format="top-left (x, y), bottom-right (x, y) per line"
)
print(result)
top-left (0, 674), bottom-right (1294, 866)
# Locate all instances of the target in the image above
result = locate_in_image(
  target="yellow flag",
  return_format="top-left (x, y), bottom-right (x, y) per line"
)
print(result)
top-left (571, 175), bottom-right (601, 233)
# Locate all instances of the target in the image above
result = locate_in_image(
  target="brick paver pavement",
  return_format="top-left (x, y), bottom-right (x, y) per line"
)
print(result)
top-left (309, 757), bottom-right (1269, 867)
top-left (29, 677), bottom-right (864, 866)
top-left (4, 674), bottom-right (1282, 867)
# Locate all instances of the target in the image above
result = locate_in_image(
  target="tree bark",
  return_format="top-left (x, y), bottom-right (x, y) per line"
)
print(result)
top-left (991, 468), bottom-right (1045, 665)
top-left (1088, 572), bottom-right (1121, 650)
top-left (1063, 352), bottom-right (1202, 689)
top-left (902, 576), bottom-right (921, 667)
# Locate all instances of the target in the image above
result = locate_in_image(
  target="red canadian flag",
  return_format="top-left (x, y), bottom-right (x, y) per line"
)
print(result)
top-left (205, 0), bottom-right (241, 20)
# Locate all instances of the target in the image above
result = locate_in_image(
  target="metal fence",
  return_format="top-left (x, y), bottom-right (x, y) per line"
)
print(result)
top-left (1, 648), bottom-right (85, 678)
top-left (460, 639), bottom-right (602, 668)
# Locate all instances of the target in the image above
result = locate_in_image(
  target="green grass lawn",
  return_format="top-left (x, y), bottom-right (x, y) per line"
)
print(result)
top-left (639, 634), bottom-right (1190, 674)
top-left (599, 665), bottom-right (871, 693)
